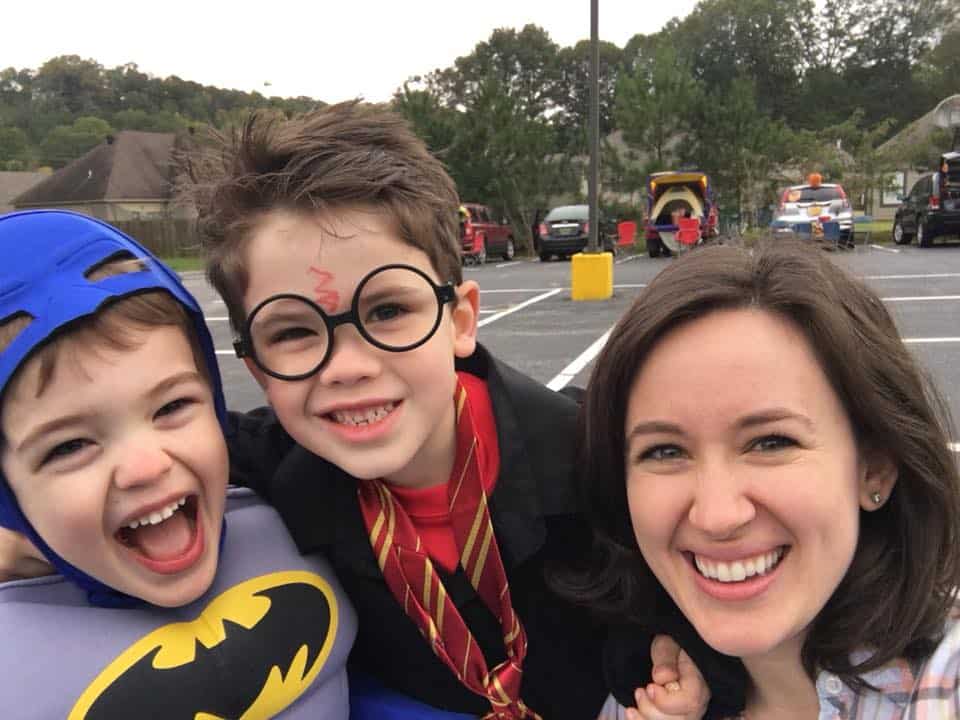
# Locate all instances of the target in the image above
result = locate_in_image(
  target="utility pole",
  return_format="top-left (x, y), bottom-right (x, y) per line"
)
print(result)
top-left (587, 0), bottom-right (600, 252)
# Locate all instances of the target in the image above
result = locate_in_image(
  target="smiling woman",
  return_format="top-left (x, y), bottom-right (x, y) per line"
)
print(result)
top-left (570, 241), bottom-right (960, 718)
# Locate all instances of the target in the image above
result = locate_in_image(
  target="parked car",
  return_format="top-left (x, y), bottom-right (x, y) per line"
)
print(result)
top-left (645, 171), bottom-right (719, 257)
top-left (459, 203), bottom-right (515, 264)
top-left (892, 153), bottom-right (960, 247)
top-left (536, 205), bottom-right (618, 261)
top-left (772, 174), bottom-right (854, 246)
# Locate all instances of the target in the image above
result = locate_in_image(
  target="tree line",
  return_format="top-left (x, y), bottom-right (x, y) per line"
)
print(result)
top-left (1, 0), bottom-right (957, 241)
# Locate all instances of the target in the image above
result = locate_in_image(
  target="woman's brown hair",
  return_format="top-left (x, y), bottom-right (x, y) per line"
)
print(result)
top-left (571, 241), bottom-right (960, 687)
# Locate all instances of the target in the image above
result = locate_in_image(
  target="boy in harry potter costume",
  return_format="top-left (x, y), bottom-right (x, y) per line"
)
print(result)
top-left (178, 102), bottom-right (745, 719)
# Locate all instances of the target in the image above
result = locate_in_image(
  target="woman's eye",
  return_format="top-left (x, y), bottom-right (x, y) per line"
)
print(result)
top-left (41, 438), bottom-right (93, 466)
top-left (751, 435), bottom-right (796, 452)
top-left (639, 444), bottom-right (685, 462)
top-left (156, 397), bottom-right (195, 419)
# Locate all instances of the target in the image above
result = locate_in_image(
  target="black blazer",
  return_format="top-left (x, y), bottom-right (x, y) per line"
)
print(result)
top-left (227, 345), bottom-right (746, 718)
top-left (227, 345), bottom-right (610, 718)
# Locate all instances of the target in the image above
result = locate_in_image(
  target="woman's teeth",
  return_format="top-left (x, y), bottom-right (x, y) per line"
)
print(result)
top-left (694, 548), bottom-right (784, 583)
top-left (330, 402), bottom-right (396, 426)
top-left (126, 497), bottom-right (187, 530)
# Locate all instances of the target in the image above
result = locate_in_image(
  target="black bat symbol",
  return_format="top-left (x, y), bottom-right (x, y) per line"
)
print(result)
top-left (81, 581), bottom-right (332, 719)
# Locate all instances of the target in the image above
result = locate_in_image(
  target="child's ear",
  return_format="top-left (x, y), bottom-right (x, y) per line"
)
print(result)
top-left (858, 449), bottom-right (898, 511)
top-left (451, 280), bottom-right (479, 359)
top-left (243, 357), bottom-right (269, 391)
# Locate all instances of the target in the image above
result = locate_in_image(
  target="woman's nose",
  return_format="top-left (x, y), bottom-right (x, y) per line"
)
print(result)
top-left (687, 463), bottom-right (756, 539)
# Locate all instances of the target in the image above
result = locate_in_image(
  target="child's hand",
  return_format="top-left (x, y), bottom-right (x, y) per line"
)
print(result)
top-left (0, 527), bottom-right (52, 581)
top-left (625, 635), bottom-right (710, 720)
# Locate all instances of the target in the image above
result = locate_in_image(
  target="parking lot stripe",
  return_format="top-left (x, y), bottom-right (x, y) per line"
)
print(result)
top-left (870, 245), bottom-right (900, 253)
top-left (546, 329), bottom-right (613, 391)
top-left (882, 295), bottom-right (960, 302)
top-left (902, 338), bottom-right (960, 344)
top-left (478, 288), bottom-right (562, 328)
top-left (866, 273), bottom-right (960, 280)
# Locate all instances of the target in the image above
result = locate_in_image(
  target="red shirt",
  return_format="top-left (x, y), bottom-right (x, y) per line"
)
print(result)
top-left (389, 371), bottom-right (499, 572)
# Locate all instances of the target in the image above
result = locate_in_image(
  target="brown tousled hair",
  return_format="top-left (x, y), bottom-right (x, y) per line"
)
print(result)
top-left (177, 101), bottom-right (463, 333)
top-left (570, 241), bottom-right (960, 687)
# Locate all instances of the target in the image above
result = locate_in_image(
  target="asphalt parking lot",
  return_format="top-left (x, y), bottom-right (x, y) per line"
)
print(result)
top-left (180, 239), bottom-right (960, 451)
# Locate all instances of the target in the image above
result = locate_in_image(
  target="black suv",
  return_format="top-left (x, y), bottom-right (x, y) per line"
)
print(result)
top-left (892, 152), bottom-right (960, 247)
top-left (536, 205), bottom-right (618, 261)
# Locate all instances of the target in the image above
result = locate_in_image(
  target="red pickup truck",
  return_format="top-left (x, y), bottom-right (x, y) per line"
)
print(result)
top-left (459, 203), bottom-right (516, 264)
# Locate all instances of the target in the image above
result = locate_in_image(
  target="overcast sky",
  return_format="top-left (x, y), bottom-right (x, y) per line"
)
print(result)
top-left (5, 0), bottom-right (699, 103)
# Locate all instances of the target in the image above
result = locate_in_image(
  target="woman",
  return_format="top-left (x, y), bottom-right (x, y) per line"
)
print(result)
top-left (574, 241), bottom-right (960, 718)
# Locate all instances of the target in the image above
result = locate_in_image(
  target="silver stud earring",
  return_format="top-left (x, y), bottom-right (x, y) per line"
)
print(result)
top-left (870, 491), bottom-right (883, 505)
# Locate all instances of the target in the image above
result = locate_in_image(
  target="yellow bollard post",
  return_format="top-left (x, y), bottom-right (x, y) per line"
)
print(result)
top-left (570, 251), bottom-right (613, 301)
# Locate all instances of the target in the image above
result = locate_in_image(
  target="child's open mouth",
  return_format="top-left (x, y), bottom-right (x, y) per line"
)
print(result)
top-left (115, 495), bottom-right (205, 574)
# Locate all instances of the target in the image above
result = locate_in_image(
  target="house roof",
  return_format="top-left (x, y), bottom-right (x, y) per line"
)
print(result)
top-left (13, 131), bottom-right (188, 206)
top-left (0, 171), bottom-right (49, 213)
top-left (878, 96), bottom-right (960, 158)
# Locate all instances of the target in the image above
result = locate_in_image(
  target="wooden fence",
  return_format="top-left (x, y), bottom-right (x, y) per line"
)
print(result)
top-left (111, 218), bottom-right (202, 258)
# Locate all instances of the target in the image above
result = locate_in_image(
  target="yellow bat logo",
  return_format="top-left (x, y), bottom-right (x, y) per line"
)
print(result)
top-left (69, 570), bottom-right (339, 719)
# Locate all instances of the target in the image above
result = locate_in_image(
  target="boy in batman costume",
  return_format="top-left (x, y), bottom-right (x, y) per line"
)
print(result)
top-left (0, 210), bottom-right (360, 719)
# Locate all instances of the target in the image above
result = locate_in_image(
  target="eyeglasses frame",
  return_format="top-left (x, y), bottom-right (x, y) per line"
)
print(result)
top-left (234, 263), bottom-right (458, 381)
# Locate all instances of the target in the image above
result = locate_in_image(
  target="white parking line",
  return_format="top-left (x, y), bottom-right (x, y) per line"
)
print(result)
top-left (866, 273), bottom-right (960, 280)
top-left (482, 284), bottom-right (647, 293)
top-left (951, 443), bottom-right (960, 453)
top-left (882, 295), bottom-right (960, 302)
top-left (494, 261), bottom-right (521, 269)
top-left (478, 289), bottom-right (563, 328)
top-left (902, 338), bottom-right (960, 344)
top-left (481, 287), bottom-right (565, 294)
top-left (207, 316), bottom-right (230, 321)
top-left (546, 328), bottom-right (613, 391)
top-left (615, 254), bottom-right (642, 264)
top-left (870, 245), bottom-right (899, 253)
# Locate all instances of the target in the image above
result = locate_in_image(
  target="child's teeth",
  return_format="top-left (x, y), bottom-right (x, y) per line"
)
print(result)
top-left (126, 497), bottom-right (187, 530)
top-left (332, 402), bottom-right (395, 426)
top-left (694, 548), bottom-right (784, 583)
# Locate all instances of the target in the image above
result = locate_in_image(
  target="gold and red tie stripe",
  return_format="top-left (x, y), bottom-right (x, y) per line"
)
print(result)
top-left (358, 382), bottom-right (540, 719)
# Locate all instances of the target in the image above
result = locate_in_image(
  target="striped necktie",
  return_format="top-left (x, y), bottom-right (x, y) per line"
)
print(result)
top-left (357, 381), bottom-right (540, 719)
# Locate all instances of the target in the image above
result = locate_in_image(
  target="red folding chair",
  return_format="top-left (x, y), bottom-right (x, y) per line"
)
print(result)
top-left (676, 217), bottom-right (701, 246)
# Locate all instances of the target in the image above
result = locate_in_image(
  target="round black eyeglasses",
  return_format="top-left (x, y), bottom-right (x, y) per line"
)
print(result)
top-left (234, 264), bottom-right (457, 381)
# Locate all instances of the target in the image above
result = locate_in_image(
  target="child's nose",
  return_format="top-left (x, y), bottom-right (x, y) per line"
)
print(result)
top-left (316, 324), bottom-right (382, 385)
top-left (112, 441), bottom-right (174, 490)
top-left (687, 463), bottom-right (756, 539)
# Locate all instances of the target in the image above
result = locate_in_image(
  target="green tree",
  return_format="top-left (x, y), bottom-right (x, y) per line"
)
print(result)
top-left (40, 116), bottom-right (113, 168)
top-left (670, 0), bottom-right (815, 120)
top-left (428, 25), bottom-right (562, 121)
top-left (684, 75), bottom-right (789, 220)
top-left (554, 40), bottom-right (623, 154)
top-left (615, 42), bottom-right (700, 169)
top-left (0, 126), bottom-right (30, 164)
top-left (33, 56), bottom-right (107, 116)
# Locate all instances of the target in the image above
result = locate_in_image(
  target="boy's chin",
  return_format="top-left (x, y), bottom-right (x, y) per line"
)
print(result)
top-left (118, 535), bottom-right (221, 608)
top-left (136, 559), bottom-right (219, 609)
